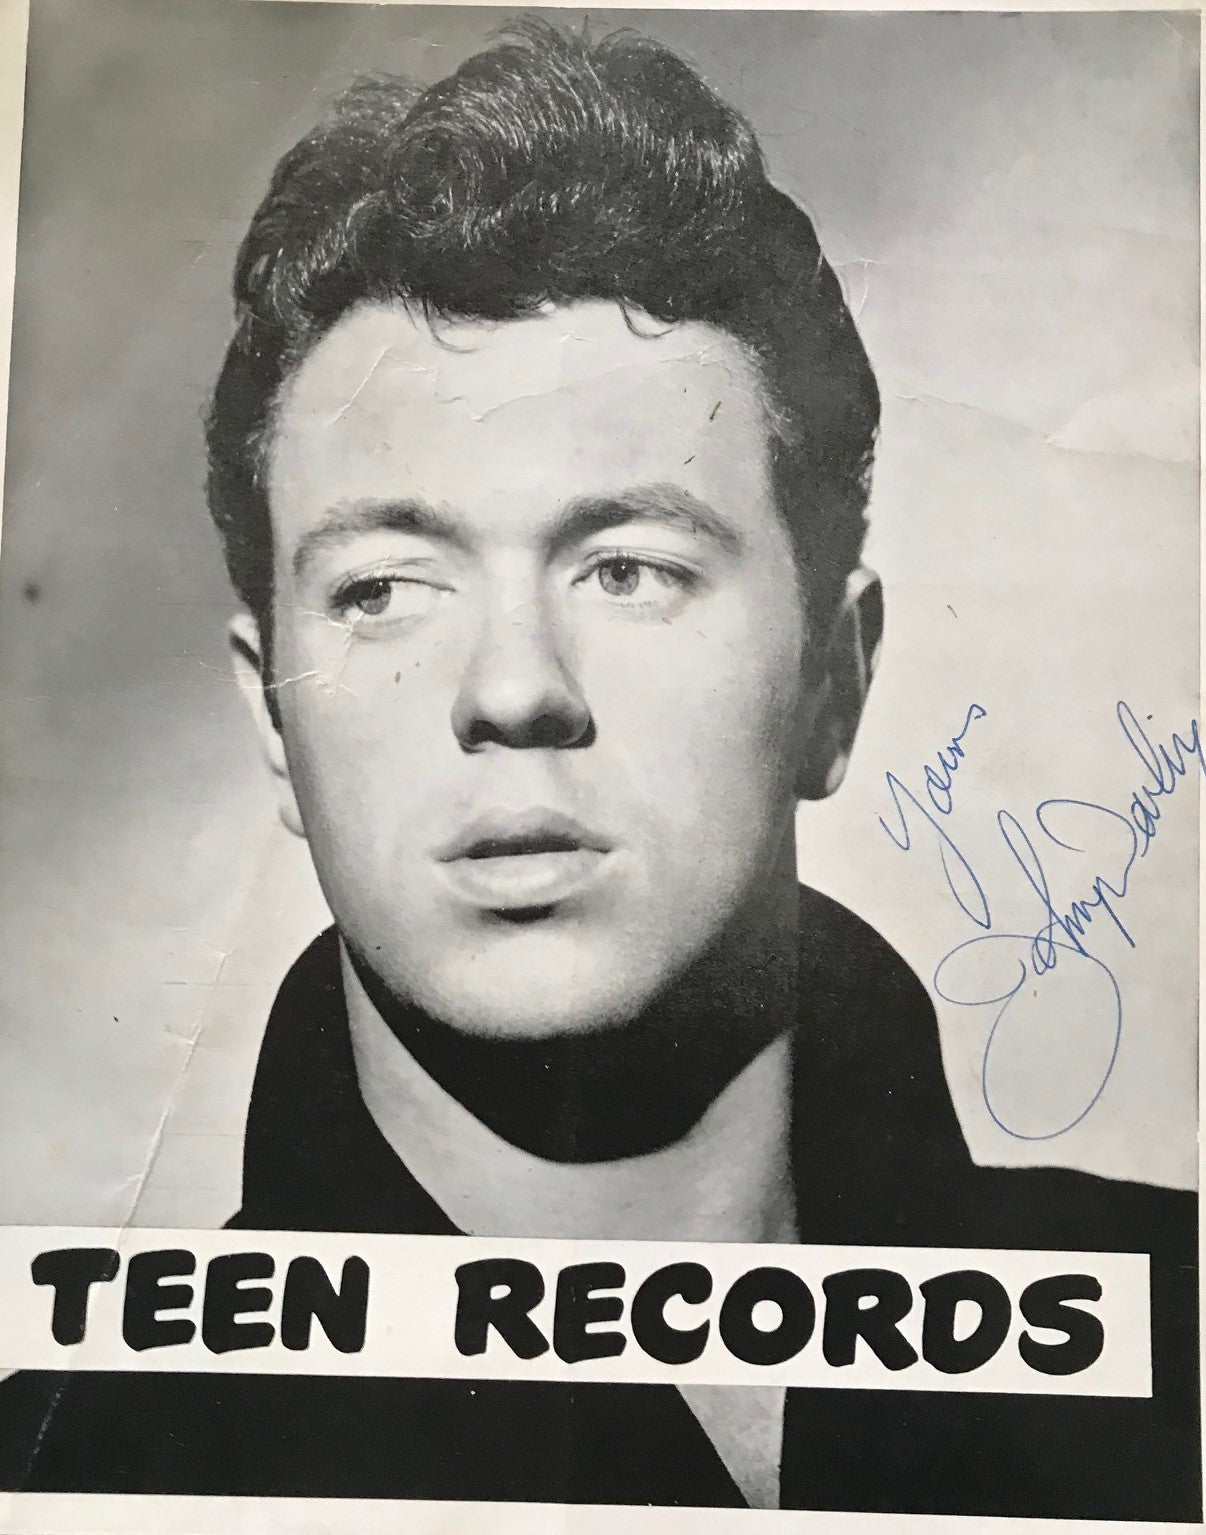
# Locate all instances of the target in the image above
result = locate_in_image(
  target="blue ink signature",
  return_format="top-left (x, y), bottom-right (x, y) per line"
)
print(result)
top-left (877, 703), bottom-right (990, 928)
top-left (880, 701), bottom-right (1203, 1140)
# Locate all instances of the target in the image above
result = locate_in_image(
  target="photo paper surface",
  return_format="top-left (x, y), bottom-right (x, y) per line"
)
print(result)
top-left (0, 1), bottom-right (1199, 1527)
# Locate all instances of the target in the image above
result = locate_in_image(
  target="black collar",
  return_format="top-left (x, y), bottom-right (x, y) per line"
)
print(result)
top-left (231, 885), bottom-right (972, 1239)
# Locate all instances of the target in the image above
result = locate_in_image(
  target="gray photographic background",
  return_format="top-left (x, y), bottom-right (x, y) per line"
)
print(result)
top-left (0, 1), bottom-right (1197, 1227)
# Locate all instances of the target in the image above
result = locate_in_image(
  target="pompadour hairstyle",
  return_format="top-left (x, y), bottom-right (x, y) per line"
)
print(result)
top-left (206, 20), bottom-right (880, 661)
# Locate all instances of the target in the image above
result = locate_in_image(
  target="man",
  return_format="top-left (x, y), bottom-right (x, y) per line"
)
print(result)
top-left (1, 22), bottom-right (1198, 1517)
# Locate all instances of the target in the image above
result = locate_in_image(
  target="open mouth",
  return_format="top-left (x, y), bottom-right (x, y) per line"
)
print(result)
top-left (435, 812), bottom-right (611, 911)
top-left (463, 830), bottom-right (584, 859)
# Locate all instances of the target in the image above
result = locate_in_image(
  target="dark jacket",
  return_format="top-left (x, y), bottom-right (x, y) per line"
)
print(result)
top-left (1, 890), bottom-right (1199, 1517)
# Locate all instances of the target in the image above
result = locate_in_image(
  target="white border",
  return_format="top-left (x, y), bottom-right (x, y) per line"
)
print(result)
top-left (0, 1), bottom-right (1198, 1530)
top-left (0, 1497), bottom-right (1201, 1534)
top-left (0, 0), bottom-right (29, 565)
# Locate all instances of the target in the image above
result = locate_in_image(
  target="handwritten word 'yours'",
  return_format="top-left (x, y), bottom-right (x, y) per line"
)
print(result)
top-left (877, 704), bottom-right (990, 928)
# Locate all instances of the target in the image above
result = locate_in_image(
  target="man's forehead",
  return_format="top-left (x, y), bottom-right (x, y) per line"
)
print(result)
top-left (273, 298), bottom-right (765, 438)
top-left (265, 298), bottom-right (778, 542)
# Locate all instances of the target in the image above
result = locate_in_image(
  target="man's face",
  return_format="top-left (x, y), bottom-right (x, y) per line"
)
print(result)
top-left (258, 298), bottom-right (816, 1037)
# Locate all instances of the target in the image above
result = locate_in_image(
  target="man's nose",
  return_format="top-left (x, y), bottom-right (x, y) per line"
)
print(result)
top-left (450, 594), bottom-right (593, 752)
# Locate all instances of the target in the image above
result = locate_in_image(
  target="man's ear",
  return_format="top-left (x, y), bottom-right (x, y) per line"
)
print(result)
top-left (228, 611), bottom-right (305, 838)
top-left (795, 568), bottom-right (883, 801)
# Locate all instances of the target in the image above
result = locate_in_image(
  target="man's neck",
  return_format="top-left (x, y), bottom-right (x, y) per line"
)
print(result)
top-left (348, 994), bottom-right (797, 1241)
top-left (340, 879), bottom-right (802, 1241)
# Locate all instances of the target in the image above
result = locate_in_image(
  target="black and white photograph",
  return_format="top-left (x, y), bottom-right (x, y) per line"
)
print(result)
top-left (0, 0), bottom-right (1199, 1526)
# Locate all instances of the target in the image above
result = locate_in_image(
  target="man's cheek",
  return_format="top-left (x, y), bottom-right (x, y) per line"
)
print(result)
top-left (651, 689), bottom-right (786, 796)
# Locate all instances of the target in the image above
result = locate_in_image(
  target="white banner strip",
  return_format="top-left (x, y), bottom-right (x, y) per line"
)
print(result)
top-left (0, 1229), bottom-right (1150, 1396)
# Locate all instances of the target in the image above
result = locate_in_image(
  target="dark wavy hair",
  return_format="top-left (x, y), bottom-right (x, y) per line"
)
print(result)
top-left (206, 20), bottom-right (879, 665)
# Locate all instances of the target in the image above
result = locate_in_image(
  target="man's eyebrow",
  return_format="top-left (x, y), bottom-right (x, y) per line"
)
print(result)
top-left (554, 485), bottom-right (745, 554)
top-left (291, 499), bottom-right (464, 579)
top-left (291, 485), bottom-right (744, 578)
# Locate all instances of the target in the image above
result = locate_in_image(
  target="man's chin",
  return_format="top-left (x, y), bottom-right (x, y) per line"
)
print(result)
top-left (396, 944), bottom-right (675, 1041)
top-left (342, 908), bottom-right (699, 1040)
top-left (412, 983), bottom-right (652, 1042)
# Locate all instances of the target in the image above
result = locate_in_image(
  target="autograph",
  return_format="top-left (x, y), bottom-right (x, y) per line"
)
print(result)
top-left (879, 701), bottom-right (1203, 1140)
top-left (877, 703), bottom-right (990, 928)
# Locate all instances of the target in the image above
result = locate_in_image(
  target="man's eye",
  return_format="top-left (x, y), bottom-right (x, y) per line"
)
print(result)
top-left (349, 578), bottom-right (393, 617)
top-left (581, 555), bottom-right (694, 608)
top-left (333, 575), bottom-right (442, 623)
top-left (596, 558), bottom-right (643, 598)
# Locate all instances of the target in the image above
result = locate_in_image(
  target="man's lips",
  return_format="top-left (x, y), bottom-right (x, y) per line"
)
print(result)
top-left (434, 810), bottom-right (612, 911)
top-left (434, 808), bottom-right (611, 863)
